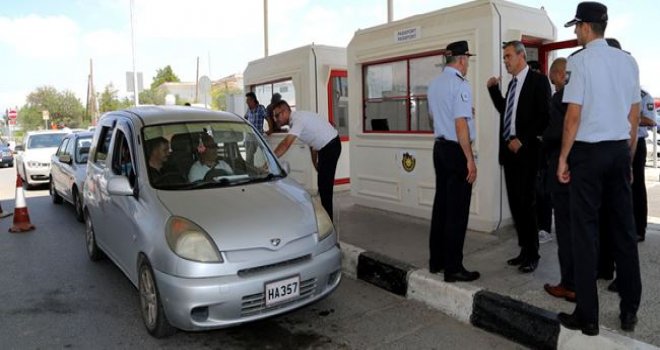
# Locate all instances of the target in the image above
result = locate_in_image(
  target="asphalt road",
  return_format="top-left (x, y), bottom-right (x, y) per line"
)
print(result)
top-left (0, 167), bottom-right (519, 349)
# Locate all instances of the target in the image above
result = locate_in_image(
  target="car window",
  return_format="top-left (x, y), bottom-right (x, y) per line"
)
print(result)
top-left (56, 138), bottom-right (70, 156)
top-left (65, 137), bottom-right (75, 156)
top-left (142, 121), bottom-right (284, 190)
top-left (111, 131), bottom-right (136, 187)
top-left (27, 133), bottom-right (66, 149)
top-left (76, 137), bottom-right (92, 164)
top-left (93, 125), bottom-right (115, 166)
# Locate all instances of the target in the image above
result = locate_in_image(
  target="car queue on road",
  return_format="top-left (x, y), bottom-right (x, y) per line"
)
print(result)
top-left (12, 106), bottom-right (342, 338)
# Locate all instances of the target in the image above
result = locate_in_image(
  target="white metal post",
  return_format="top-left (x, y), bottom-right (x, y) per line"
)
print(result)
top-left (264, 0), bottom-right (269, 57)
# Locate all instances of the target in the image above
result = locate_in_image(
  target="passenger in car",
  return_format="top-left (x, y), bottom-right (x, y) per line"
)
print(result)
top-left (188, 133), bottom-right (233, 182)
top-left (146, 137), bottom-right (171, 183)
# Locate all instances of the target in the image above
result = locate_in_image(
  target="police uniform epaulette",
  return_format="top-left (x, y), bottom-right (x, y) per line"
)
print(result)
top-left (569, 48), bottom-right (585, 57)
top-left (641, 90), bottom-right (648, 98)
top-left (455, 72), bottom-right (465, 81)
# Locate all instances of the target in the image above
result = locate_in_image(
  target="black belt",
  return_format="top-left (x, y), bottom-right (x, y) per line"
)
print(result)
top-left (435, 137), bottom-right (456, 144)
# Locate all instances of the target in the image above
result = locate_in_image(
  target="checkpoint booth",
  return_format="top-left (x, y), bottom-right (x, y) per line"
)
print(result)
top-left (347, 0), bottom-right (571, 232)
top-left (244, 44), bottom-right (350, 192)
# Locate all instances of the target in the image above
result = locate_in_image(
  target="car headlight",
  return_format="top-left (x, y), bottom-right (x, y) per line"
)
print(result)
top-left (27, 160), bottom-right (42, 168)
top-left (165, 216), bottom-right (223, 263)
top-left (312, 195), bottom-right (334, 241)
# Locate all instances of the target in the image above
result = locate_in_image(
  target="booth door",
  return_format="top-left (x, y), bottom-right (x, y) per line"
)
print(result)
top-left (328, 69), bottom-right (350, 185)
top-left (525, 38), bottom-right (580, 75)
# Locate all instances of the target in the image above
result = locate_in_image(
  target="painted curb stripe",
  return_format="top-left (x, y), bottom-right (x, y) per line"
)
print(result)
top-left (471, 290), bottom-right (559, 350)
top-left (356, 251), bottom-right (415, 296)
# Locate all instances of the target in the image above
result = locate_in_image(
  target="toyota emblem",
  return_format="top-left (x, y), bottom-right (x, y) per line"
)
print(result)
top-left (270, 238), bottom-right (281, 247)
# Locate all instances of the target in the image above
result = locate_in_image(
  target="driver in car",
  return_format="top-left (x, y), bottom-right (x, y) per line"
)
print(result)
top-left (188, 133), bottom-right (233, 182)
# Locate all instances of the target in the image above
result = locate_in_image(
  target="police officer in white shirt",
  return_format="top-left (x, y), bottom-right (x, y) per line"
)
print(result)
top-left (427, 40), bottom-right (479, 283)
top-left (633, 89), bottom-right (657, 241)
top-left (557, 1), bottom-right (642, 335)
top-left (272, 100), bottom-right (341, 221)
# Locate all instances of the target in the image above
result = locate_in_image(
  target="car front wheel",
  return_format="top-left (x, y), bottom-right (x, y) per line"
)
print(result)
top-left (73, 188), bottom-right (84, 222)
top-left (138, 259), bottom-right (176, 338)
top-left (85, 211), bottom-right (102, 261)
top-left (50, 178), bottom-right (63, 204)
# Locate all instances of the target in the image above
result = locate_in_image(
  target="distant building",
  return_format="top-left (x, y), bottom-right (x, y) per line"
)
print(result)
top-left (158, 82), bottom-right (200, 105)
top-left (213, 73), bottom-right (243, 91)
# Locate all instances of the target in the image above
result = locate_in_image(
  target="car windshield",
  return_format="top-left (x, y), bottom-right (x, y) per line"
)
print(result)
top-left (142, 121), bottom-right (285, 190)
top-left (75, 137), bottom-right (92, 164)
top-left (27, 133), bottom-right (66, 149)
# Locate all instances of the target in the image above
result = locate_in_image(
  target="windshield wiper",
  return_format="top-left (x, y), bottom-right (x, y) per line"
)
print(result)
top-left (250, 173), bottom-right (285, 183)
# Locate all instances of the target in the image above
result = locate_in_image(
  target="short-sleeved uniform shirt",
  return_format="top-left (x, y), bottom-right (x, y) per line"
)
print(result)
top-left (428, 66), bottom-right (475, 142)
top-left (639, 89), bottom-right (656, 138)
top-left (563, 39), bottom-right (641, 142)
top-left (288, 111), bottom-right (338, 151)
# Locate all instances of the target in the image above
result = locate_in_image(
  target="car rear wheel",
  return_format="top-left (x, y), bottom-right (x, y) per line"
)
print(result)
top-left (73, 188), bottom-right (84, 222)
top-left (138, 259), bottom-right (176, 338)
top-left (85, 211), bottom-right (102, 261)
top-left (50, 178), bottom-right (63, 204)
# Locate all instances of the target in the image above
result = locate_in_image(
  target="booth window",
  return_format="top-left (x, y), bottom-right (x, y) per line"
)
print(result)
top-left (363, 53), bottom-right (443, 133)
top-left (252, 79), bottom-right (297, 109)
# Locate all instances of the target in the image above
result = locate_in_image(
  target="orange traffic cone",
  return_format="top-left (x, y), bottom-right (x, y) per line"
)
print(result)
top-left (9, 175), bottom-right (35, 233)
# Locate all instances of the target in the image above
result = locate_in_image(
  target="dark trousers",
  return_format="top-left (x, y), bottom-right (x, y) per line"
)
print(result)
top-left (504, 155), bottom-right (539, 262)
top-left (632, 138), bottom-right (648, 238)
top-left (318, 137), bottom-right (341, 221)
top-left (547, 149), bottom-right (574, 290)
top-left (569, 141), bottom-right (641, 324)
top-left (429, 140), bottom-right (472, 274)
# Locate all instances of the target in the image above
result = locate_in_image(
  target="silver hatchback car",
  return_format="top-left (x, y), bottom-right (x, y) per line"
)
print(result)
top-left (83, 106), bottom-right (341, 337)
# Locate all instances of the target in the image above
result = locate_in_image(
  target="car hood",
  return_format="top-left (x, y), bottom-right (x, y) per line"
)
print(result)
top-left (156, 179), bottom-right (318, 252)
top-left (24, 148), bottom-right (58, 162)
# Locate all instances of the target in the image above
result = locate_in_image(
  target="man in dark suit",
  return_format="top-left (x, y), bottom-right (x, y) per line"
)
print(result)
top-left (487, 40), bottom-right (551, 273)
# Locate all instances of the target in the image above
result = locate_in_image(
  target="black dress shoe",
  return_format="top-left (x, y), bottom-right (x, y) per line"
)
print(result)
top-left (444, 269), bottom-right (480, 282)
top-left (607, 280), bottom-right (618, 293)
top-left (620, 312), bottom-right (638, 332)
top-left (507, 255), bottom-right (524, 266)
top-left (519, 259), bottom-right (538, 273)
top-left (558, 312), bottom-right (599, 336)
top-left (429, 266), bottom-right (444, 274)
top-left (637, 236), bottom-right (645, 242)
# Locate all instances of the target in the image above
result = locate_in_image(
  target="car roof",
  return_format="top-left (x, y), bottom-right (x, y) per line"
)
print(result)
top-left (65, 131), bottom-right (94, 139)
top-left (104, 106), bottom-right (245, 126)
top-left (26, 130), bottom-right (69, 135)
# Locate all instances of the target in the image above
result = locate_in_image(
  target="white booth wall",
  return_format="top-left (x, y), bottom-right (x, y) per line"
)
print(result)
top-left (347, 0), bottom-right (555, 232)
top-left (244, 44), bottom-right (350, 192)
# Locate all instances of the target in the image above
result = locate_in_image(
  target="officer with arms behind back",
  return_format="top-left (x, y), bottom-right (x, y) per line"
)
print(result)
top-left (427, 40), bottom-right (479, 283)
top-left (557, 1), bottom-right (642, 336)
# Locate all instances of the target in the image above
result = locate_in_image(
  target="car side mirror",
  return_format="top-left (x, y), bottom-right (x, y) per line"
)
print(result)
top-left (58, 154), bottom-right (72, 164)
top-left (107, 175), bottom-right (134, 196)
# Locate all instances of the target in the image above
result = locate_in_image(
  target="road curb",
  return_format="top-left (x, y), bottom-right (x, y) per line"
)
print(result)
top-left (339, 241), bottom-right (659, 350)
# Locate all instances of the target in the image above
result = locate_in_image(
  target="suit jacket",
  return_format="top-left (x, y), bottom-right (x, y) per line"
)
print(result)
top-left (488, 70), bottom-right (551, 165)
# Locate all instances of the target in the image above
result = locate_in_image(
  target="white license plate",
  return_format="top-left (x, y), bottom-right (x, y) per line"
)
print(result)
top-left (265, 275), bottom-right (300, 307)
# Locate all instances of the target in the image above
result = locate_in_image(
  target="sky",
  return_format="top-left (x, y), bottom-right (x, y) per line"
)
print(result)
top-left (1, 0), bottom-right (659, 110)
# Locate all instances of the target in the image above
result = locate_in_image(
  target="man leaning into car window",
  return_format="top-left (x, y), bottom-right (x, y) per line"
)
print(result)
top-left (188, 133), bottom-right (233, 182)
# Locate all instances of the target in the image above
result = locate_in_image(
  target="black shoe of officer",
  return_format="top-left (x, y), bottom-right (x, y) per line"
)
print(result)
top-left (429, 266), bottom-right (444, 274)
top-left (507, 254), bottom-right (524, 266)
top-left (620, 312), bottom-right (638, 332)
top-left (444, 269), bottom-right (480, 283)
top-left (558, 312), bottom-right (599, 336)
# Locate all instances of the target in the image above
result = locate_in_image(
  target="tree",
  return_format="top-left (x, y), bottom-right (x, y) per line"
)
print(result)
top-left (211, 84), bottom-right (243, 111)
top-left (20, 86), bottom-right (85, 131)
top-left (99, 83), bottom-right (132, 112)
top-left (150, 65), bottom-right (180, 90)
top-left (139, 88), bottom-right (166, 105)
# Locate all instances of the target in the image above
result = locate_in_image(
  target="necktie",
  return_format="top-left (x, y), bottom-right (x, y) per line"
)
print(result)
top-left (503, 77), bottom-right (517, 140)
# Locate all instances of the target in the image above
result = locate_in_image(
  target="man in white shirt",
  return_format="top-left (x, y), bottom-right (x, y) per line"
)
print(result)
top-left (188, 133), bottom-right (233, 182)
top-left (272, 100), bottom-right (341, 221)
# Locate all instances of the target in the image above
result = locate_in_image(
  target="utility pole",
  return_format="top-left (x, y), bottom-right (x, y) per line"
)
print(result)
top-left (195, 56), bottom-right (200, 103)
top-left (130, 0), bottom-right (139, 106)
top-left (388, 0), bottom-right (393, 22)
top-left (264, 0), bottom-right (269, 57)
